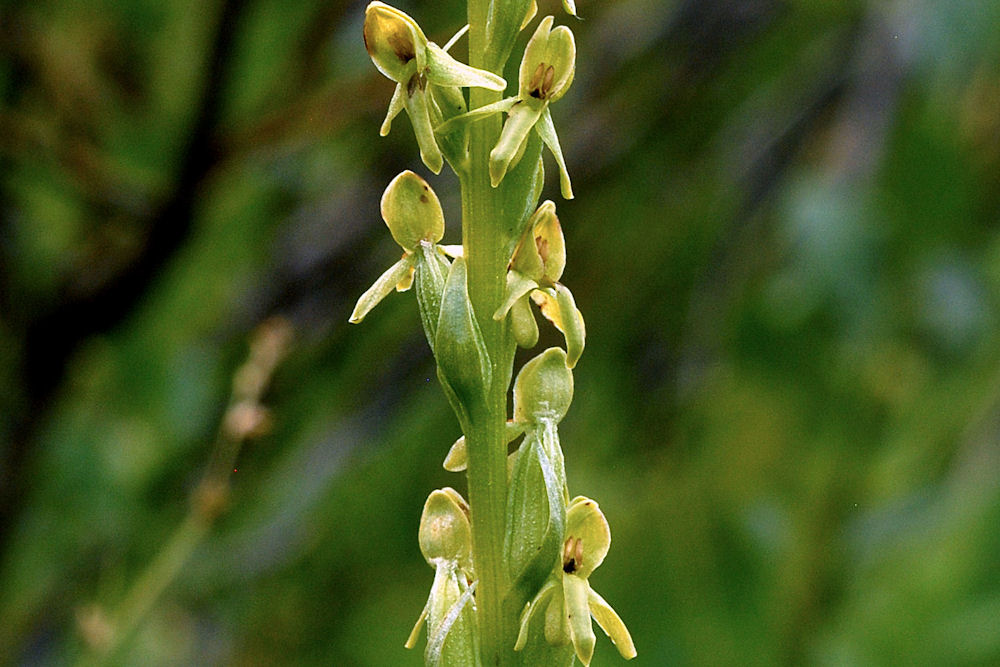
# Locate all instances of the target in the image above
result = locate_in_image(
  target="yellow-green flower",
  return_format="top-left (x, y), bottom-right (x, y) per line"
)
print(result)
top-left (350, 171), bottom-right (451, 355)
top-left (438, 17), bottom-right (576, 198)
top-left (493, 201), bottom-right (585, 367)
top-left (515, 497), bottom-right (636, 665)
top-left (364, 2), bottom-right (506, 173)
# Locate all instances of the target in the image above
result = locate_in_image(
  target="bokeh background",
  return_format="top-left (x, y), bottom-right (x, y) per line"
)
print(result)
top-left (3, 0), bottom-right (1000, 664)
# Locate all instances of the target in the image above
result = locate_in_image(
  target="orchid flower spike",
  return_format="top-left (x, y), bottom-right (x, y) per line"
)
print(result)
top-left (363, 2), bottom-right (506, 173)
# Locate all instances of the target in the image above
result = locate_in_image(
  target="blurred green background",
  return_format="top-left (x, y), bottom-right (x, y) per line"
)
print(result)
top-left (2, 0), bottom-right (1000, 664)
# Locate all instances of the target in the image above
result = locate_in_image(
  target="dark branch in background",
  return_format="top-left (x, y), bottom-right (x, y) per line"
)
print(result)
top-left (0, 0), bottom-right (250, 559)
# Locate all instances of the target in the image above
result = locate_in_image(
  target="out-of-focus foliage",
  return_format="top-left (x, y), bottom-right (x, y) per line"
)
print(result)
top-left (2, 0), bottom-right (999, 664)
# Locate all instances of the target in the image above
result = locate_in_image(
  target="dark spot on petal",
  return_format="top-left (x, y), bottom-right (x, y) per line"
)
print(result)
top-left (563, 558), bottom-right (577, 574)
top-left (420, 194), bottom-right (429, 203)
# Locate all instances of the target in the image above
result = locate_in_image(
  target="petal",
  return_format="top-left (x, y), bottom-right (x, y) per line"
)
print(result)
top-left (405, 601), bottom-right (429, 649)
top-left (588, 587), bottom-right (637, 660)
top-left (564, 574), bottom-right (596, 665)
top-left (536, 107), bottom-right (573, 199)
top-left (490, 102), bottom-right (544, 187)
top-left (562, 0), bottom-right (578, 17)
top-left (349, 255), bottom-right (416, 323)
top-left (435, 97), bottom-right (517, 137)
top-left (511, 295), bottom-right (540, 349)
top-left (425, 42), bottom-right (506, 91)
top-left (380, 83), bottom-right (407, 136)
top-left (515, 579), bottom-right (558, 651)
top-left (494, 270), bottom-right (539, 320)
top-left (519, 16), bottom-right (555, 97)
top-left (403, 80), bottom-right (444, 173)
top-left (532, 284), bottom-right (585, 368)
top-left (521, 0), bottom-right (538, 29)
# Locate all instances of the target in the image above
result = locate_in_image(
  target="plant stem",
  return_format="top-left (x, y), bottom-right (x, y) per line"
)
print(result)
top-left (463, 2), bottom-right (518, 664)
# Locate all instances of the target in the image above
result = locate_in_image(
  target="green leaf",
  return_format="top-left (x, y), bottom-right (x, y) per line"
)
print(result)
top-left (500, 137), bottom-right (545, 264)
top-left (425, 567), bottom-right (480, 667)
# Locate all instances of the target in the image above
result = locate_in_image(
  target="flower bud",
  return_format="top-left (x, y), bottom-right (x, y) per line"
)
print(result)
top-left (513, 347), bottom-right (574, 424)
top-left (519, 17), bottom-right (576, 103)
top-left (381, 170), bottom-right (445, 252)
top-left (363, 2), bottom-right (426, 83)
top-left (418, 488), bottom-right (473, 573)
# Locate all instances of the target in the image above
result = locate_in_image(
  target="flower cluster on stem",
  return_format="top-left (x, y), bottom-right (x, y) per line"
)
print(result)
top-left (352, 2), bottom-right (634, 665)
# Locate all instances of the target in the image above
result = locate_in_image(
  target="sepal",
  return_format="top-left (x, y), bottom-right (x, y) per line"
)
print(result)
top-left (381, 170), bottom-right (445, 252)
top-left (532, 284), bottom-right (585, 368)
top-left (536, 107), bottom-right (574, 199)
top-left (418, 488), bottom-right (473, 572)
top-left (425, 42), bottom-right (506, 91)
top-left (442, 421), bottom-right (524, 472)
top-left (363, 2), bottom-right (427, 83)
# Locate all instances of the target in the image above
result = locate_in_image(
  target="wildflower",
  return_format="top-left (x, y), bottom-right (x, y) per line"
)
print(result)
top-left (349, 171), bottom-right (451, 354)
top-left (515, 497), bottom-right (636, 665)
top-left (406, 488), bottom-right (479, 664)
top-left (494, 201), bottom-right (585, 367)
top-left (437, 17), bottom-right (576, 198)
top-left (364, 2), bottom-right (506, 173)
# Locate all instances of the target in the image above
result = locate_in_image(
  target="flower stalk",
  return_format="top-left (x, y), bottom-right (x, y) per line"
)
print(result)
top-left (353, 2), bottom-right (633, 664)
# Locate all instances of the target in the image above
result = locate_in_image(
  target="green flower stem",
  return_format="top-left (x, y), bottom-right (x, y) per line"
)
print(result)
top-left (463, 1), bottom-right (518, 663)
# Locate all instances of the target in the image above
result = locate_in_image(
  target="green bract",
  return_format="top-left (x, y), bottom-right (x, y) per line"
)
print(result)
top-left (364, 2), bottom-right (506, 173)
